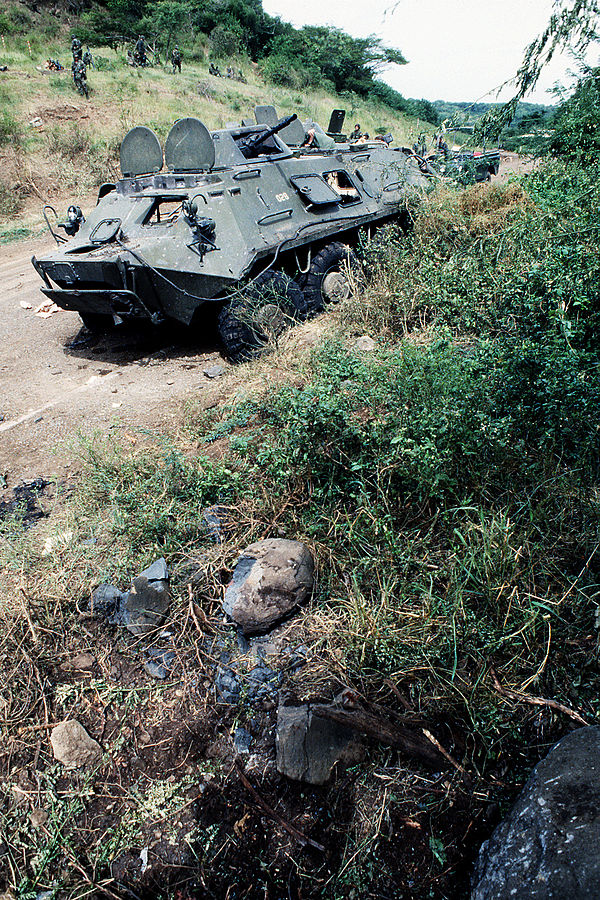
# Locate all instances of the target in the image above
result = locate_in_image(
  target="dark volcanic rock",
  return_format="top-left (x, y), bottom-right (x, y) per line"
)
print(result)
top-left (124, 574), bottom-right (169, 635)
top-left (201, 505), bottom-right (227, 544)
top-left (223, 539), bottom-right (314, 635)
top-left (276, 704), bottom-right (362, 785)
top-left (90, 559), bottom-right (170, 634)
top-left (144, 649), bottom-right (176, 680)
top-left (90, 584), bottom-right (125, 618)
top-left (472, 726), bottom-right (600, 899)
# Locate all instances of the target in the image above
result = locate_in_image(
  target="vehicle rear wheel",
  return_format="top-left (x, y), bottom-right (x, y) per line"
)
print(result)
top-left (302, 242), bottom-right (364, 317)
top-left (217, 270), bottom-right (306, 363)
top-left (79, 312), bottom-right (114, 332)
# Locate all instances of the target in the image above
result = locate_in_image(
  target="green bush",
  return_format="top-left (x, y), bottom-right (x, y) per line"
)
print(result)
top-left (260, 53), bottom-right (320, 89)
top-left (209, 24), bottom-right (240, 59)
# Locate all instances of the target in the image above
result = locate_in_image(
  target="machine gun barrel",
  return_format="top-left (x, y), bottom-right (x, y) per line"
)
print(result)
top-left (241, 114), bottom-right (298, 151)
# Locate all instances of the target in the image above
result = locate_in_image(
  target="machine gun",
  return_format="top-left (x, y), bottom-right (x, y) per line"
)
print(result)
top-left (240, 114), bottom-right (298, 155)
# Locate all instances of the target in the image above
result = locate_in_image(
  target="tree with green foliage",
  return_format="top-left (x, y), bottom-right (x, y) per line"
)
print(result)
top-left (480, 0), bottom-right (600, 138)
top-left (269, 25), bottom-right (406, 95)
top-left (551, 64), bottom-right (600, 158)
top-left (138, 0), bottom-right (190, 60)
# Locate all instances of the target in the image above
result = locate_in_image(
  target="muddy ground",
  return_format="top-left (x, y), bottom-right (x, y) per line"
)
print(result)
top-left (0, 235), bottom-right (233, 489)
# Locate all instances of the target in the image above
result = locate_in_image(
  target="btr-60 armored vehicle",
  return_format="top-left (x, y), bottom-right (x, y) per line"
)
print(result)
top-left (32, 111), bottom-right (430, 360)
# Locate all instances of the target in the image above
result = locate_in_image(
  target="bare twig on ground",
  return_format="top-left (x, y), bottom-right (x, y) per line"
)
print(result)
top-left (236, 763), bottom-right (325, 852)
top-left (490, 667), bottom-right (588, 726)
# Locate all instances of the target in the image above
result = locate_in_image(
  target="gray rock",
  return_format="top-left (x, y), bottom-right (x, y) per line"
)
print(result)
top-left (472, 726), bottom-right (600, 899)
top-left (204, 364), bottom-right (225, 378)
top-left (215, 666), bottom-right (241, 703)
top-left (234, 727), bottom-right (252, 754)
top-left (50, 720), bottom-right (102, 768)
top-left (139, 558), bottom-right (169, 582)
top-left (90, 584), bottom-right (125, 617)
top-left (246, 660), bottom-right (281, 700)
top-left (223, 539), bottom-right (314, 636)
top-left (143, 649), bottom-right (176, 680)
top-left (201, 505), bottom-right (226, 544)
top-left (123, 558), bottom-right (170, 635)
top-left (89, 558), bottom-right (169, 633)
top-left (353, 335), bottom-right (376, 352)
top-left (276, 704), bottom-right (362, 785)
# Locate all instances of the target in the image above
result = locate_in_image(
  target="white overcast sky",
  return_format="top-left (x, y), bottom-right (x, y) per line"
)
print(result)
top-left (262, 0), bottom-right (597, 104)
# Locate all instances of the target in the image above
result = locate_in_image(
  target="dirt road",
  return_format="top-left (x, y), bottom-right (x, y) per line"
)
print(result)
top-left (0, 235), bottom-right (232, 488)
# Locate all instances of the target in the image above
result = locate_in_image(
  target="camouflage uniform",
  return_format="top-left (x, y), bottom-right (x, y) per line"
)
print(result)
top-left (71, 36), bottom-right (82, 61)
top-left (134, 36), bottom-right (147, 67)
top-left (83, 48), bottom-right (94, 69)
top-left (72, 57), bottom-right (88, 98)
top-left (171, 46), bottom-right (181, 73)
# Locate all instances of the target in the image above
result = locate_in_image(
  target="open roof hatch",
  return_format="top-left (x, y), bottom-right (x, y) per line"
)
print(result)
top-left (120, 126), bottom-right (163, 178)
top-left (164, 118), bottom-right (215, 173)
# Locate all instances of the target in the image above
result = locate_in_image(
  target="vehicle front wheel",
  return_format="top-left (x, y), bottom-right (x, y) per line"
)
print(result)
top-left (217, 270), bottom-right (306, 363)
top-left (302, 242), bottom-right (364, 318)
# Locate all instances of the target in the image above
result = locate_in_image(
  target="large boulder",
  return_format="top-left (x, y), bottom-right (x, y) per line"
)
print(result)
top-left (276, 704), bottom-right (362, 785)
top-left (472, 726), bottom-right (600, 899)
top-left (223, 539), bottom-right (314, 635)
top-left (50, 720), bottom-right (102, 768)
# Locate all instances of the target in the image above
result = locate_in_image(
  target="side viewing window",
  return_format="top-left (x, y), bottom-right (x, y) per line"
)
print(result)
top-left (143, 198), bottom-right (184, 226)
top-left (324, 170), bottom-right (361, 204)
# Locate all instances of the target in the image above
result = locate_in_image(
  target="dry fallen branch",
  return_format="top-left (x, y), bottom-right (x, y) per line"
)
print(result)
top-left (490, 667), bottom-right (588, 726)
top-left (310, 704), bottom-right (451, 769)
top-left (236, 763), bottom-right (325, 852)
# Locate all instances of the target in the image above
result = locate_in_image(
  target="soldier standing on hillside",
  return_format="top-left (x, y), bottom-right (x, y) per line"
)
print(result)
top-left (72, 56), bottom-right (88, 98)
top-left (71, 35), bottom-right (82, 61)
top-left (134, 35), bottom-right (147, 67)
top-left (171, 46), bottom-right (181, 74)
top-left (83, 47), bottom-right (94, 69)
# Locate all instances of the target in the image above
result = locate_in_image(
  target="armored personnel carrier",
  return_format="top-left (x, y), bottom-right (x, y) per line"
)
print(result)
top-left (32, 110), bottom-right (431, 361)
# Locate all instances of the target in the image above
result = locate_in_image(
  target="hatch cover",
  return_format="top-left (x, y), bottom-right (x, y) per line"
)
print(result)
top-left (120, 126), bottom-right (163, 178)
top-left (165, 118), bottom-right (215, 173)
top-left (254, 105), bottom-right (278, 127)
top-left (290, 174), bottom-right (340, 205)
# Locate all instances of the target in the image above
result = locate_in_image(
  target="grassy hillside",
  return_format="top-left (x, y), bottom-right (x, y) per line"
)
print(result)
top-left (0, 27), bottom-right (430, 241)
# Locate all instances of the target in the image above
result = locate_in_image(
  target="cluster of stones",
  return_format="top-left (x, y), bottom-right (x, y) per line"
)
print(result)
top-left (48, 535), bottom-right (600, 894)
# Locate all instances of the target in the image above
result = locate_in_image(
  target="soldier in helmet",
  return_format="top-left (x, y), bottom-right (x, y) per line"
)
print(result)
top-left (72, 56), bottom-right (88, 98)
top-left (82, 46), bottom-right (94, 69)
top-left (71, 35), bottom-right (82, 61)
top-left (171, 45), bottom-right (181, 74)
top-left (134, 35), bottom-right (147, 67)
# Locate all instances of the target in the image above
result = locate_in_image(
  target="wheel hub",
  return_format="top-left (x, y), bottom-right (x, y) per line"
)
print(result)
top-left (322, 271), bottom-right (351, 303)
top-left (253, 302), bottom-right (288, 337)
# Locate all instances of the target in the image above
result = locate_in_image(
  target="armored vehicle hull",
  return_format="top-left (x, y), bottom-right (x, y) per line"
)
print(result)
top-left (33, 114), bottom-right (431, 359)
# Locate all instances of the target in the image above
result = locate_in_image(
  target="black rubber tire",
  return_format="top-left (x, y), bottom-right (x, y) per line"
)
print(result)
top-left (217, 270), bottom-right (306, 363)
top-left (302, 242), bottom-right (363, 317)
top-left (79, 312), bottom-right (114, 332)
